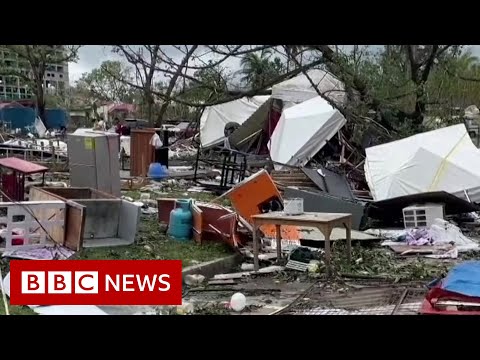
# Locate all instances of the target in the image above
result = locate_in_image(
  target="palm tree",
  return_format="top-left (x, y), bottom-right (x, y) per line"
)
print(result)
top-left (240, 50), bottom-right (273, 88)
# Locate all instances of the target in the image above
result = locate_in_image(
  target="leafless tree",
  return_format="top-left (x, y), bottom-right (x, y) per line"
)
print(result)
top-left (113, 45), bottom-right (162, 125)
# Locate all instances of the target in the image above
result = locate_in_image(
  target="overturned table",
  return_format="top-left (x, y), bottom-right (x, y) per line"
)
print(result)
top-left (251, 212), bottom-right (352, 276)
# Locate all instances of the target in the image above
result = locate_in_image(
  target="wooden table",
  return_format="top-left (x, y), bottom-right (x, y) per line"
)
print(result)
top-left (251, 212), bottom-right (353, 276)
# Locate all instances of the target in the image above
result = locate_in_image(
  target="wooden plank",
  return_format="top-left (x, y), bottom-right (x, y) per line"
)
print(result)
top-left (252, 211), bottom-right (351, 223)
top-left (63, 201), bottom-right (86, 251)
top-left (29, 187), bottom-right (85, 251)
top-left (157, 198), bottom-right (176, 224)
top-left (274, 182), bottom-right (314, 186)
top-left (213, 265), bottom-right (285, 280)
top-left (388, 244), bottom-right (450, 255)
top-left (259, 253), bottom-right (278, 261)
top-left (207, 279), bottom-right (236, 285)
top-left (213, 272), bottom-right (246, 280)
top-left (191, 202), bottom-right (203, 244)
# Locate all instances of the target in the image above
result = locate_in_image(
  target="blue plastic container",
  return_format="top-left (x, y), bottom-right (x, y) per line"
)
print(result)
top-left (45, 108), bottom-right (68, 129)
top-left (148, 163), bottom-right (168, 180)
top-left (167, 199), bottom-right (193, 241)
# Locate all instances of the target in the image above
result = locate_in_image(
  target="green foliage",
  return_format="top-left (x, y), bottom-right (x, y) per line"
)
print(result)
top-left (79, 216), bottom-right (231, 267)
top-left (0, 45), bottom-right (79, 83)
top-left (76, 60), bottom-right (135, 103)
top-left (322, 45), bottom-right (480, 137)
top-left (240, 50), bottom-right (286, 88)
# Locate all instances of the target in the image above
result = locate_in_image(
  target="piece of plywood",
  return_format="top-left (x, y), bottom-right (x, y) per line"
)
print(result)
top-left (207, 279), bottom-right (236, 285)
top-left (29, 187), bottom-right (65, 244)
top-left (130, 128), bottom-right (156, 177)
top-left (388, 244), bottom-right (450, 255)
top-left (64, 201), bottom-right (86, 251)
top-left (298, 227), bottom-right (378, 241)
top-left (191, 203), bottom-right (203, 244)
top-left (29, 187), bottom-right (85, 251)
top-left (157, 198), bottom-right (176, 224)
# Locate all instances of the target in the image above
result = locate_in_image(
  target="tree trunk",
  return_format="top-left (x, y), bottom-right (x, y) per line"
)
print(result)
top-left (35, 78), bottom-right (46, 125)
top-left (146, 93), bottom-right (154, 127)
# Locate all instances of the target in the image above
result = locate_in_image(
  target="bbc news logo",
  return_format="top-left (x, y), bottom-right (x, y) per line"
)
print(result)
top-left (9, 260), bottom-right (182, 306)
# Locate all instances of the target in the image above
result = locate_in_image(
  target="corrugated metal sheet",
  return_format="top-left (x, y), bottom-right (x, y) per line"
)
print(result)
top-left (302, 167), bottom-right (354, 200)
top-left (130, 128), bottom-right (156, 177)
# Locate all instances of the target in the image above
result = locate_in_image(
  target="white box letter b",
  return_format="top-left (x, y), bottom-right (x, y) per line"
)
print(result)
top-left (22, 271), bottom-right (45, 294)
top-left (48, 271), bottom-right (72, 294)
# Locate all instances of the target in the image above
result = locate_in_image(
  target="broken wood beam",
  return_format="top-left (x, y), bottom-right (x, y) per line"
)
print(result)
top-left (207, 279), bottom-right (236, 286)
top-left (213, 265), bottom-right (285, 280)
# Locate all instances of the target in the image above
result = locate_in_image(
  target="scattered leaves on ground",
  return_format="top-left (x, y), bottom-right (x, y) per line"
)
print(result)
top-left (330, 242), bottom-right (458, 281)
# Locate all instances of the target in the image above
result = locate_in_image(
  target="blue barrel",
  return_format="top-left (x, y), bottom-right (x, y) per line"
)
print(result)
top-left (148, 163), bottom-right (168, 180)
top-left (167, 199), bottom-right (193, 241)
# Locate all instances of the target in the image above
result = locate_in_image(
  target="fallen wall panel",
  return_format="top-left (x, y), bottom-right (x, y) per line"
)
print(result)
top-left (284, 187), bottom-right (366, 230)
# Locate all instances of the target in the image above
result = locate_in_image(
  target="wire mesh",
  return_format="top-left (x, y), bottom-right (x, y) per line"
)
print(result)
top-left (287, 286), bottom-right (427, 315)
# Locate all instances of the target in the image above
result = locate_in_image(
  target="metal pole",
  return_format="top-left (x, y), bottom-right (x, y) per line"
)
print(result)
top-left (0, 268), bottom-right (9, 315)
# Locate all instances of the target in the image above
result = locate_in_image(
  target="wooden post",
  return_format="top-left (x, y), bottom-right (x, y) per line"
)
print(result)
top-left (253, 223), bottom-right (259, 271)
top-left (51, 144), bottom-right (56, 165)
top-left (275, 224), bottom-right (282, 262)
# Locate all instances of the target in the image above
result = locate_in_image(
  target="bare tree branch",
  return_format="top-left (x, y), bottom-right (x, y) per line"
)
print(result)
top-left (157, 45), bottom-right (198, 123)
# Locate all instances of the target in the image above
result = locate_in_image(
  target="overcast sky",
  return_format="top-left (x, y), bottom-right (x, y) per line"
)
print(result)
top-left (68, 45), bottom-right (480, 85)
top-left (68, 45), bottom-right (242, 85)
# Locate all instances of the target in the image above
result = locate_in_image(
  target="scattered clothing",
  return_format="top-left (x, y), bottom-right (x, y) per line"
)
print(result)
top-left (2, 245), bottom-right (75, 260)
top-left (374, 218), bottom-right (480, 253)
top-left (406, 228), bottom-right (434, 246)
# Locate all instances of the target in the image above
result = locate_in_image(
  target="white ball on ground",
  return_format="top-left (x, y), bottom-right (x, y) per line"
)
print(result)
top-left (230, 292), bottom-right (246, 312)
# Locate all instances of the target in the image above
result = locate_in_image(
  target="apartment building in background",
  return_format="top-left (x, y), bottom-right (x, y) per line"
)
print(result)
top-left (0, 47), bottom-right (69, 101)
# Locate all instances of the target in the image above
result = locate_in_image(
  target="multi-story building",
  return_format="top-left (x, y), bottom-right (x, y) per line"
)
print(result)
top-left (0, 47), bottom-right (69, 101)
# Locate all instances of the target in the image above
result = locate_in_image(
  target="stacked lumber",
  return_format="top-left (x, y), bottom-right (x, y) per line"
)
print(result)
top-left (270, 169), bottom-right (318, 192)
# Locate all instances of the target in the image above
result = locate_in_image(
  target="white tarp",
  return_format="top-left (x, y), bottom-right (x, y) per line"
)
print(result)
top-left (269, 96), bottom-right (346, 169)
top-left (365, 123), bottom-right (480, 201)
top-left (271, 69), bottom-right (345, 105)
top-left (199, 96), bottom-right (270, 148)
